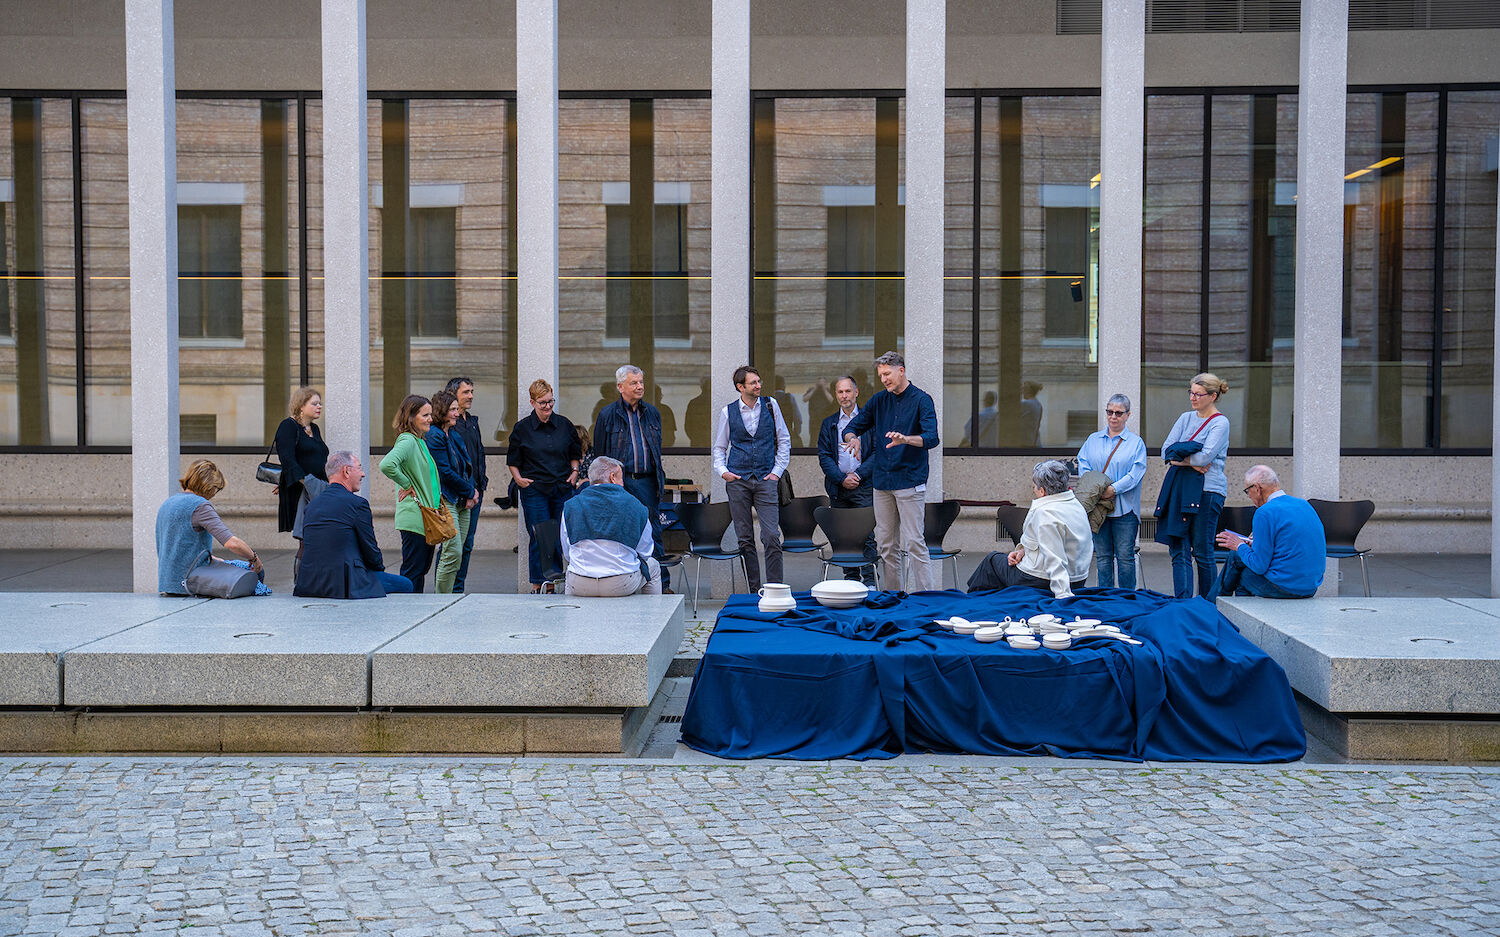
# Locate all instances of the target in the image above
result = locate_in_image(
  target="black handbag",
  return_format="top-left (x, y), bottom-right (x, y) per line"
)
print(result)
top-left (255, 442), bottom-right (281, 486)
top-left (777, 468), bottom-right (795, 506)
top-left (182, 554), bottom-right (260, 599)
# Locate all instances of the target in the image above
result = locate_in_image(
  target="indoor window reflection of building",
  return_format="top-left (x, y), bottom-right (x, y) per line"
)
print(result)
top-left (177, 204), bottom-right (243, 340)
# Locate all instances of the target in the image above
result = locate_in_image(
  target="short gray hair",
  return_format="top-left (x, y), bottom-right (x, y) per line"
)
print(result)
top-left (1106, 393), bottom-right (1131, 412)
top-left (1033, 460), bottom-right (1071, 496)
top-left (326, 450), bottom-right (358, 478)
top-left (589, 456), bottom-right (624, 486)
top-left (874, 351), bottom-right (905, 370)
top-left (615, 365), bottom-right (643, 384)
top-left (1244, 464), bottom-right (1280, 487)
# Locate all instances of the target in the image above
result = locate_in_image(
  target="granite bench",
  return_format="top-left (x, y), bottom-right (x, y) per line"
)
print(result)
top-left (0, 591), bottom-right (684, 755)
top-left (1219, 597), bottom-right (1500, 764)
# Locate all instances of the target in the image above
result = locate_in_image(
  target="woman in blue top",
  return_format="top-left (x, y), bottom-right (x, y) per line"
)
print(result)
top-left (1158, 372), bottom-right (1230, 598)
top-left (425, 389), bottom-right (476, 595)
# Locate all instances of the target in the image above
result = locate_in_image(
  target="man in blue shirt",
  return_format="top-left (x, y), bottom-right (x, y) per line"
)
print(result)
top-left (1207, 465), bottom-right (1327, 601)
top-left (817, 375), bottom-right (877, 584)
top-left (841, 351), bottom-right (940, 592)
top-left (712, 365), bottom-right (791, 593)
top-left (1075, 393), bottom-right (1148, 589)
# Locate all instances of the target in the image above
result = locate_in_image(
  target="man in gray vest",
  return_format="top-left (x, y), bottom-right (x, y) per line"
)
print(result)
top-left (712, 365), bottom-right (792, 593)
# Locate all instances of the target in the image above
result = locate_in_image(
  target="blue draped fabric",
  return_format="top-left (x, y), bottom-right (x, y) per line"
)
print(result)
top-left (680, 588), bottom-right (1305, 763)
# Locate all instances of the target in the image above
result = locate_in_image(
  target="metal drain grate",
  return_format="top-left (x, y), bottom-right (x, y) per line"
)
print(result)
top-left (658, 714), bottom-right (683, 724)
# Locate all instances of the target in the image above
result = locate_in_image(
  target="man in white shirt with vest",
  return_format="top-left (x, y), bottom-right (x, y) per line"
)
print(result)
top-left (712, 365), bottom-right (792, 593)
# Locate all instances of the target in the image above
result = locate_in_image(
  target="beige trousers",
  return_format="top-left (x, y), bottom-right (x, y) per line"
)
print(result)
top-left (564, 558), bottom-right (662, 597)
top-left (874, 486), bottom-right (934, 592)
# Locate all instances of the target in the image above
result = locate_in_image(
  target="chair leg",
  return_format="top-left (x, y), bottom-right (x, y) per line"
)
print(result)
top-left (689, 555), bottom-right (700, 617)
top-left (1360, 554), bottom-right (1370, 597)
top-left (1136, 547), bottom-right (1146, 590)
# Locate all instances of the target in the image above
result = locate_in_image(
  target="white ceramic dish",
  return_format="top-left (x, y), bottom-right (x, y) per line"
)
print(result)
top-left (814, 595), bottom-right (865, 609)
top-left (811, 580), bottom-right (869, 599)
top-left (1008, 636), bottom-right (1040, 649)
top-left (1027, 614), bottom-right (1059, 627)
top-left (974, 625), bottom-right (1005, 643)
top-left (1068, 617), bottom-right (1102, 629)
top-left (1042, 633), bottom-right (1072, 649)
top-left (952, 620), bottom-right (982, 635)
top-left (933, 618), bottom-right (956, 630)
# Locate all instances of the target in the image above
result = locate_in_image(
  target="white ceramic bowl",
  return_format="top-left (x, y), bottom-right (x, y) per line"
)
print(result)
top-left (811, 579), bottom-right (869, 599)
top-left (1027, 614), bottom-right (1059, 627)
top-left (952, 620), bottom-right (982, 635)
top-left (1042, 633), bottom-right (1072, 649)
top-left (814, 595), bottom-right (865, 609)
top-left (1008, 636), bottom-right (1040, 649)
top-left (974, 625), bottom-right (1005, 643)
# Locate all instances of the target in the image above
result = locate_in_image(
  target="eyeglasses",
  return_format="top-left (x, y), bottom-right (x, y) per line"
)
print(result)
top-left (1104, 409), bottom-right (1128, 417)
top-left (536, 398), bottom-right (555, 406)
top-left (1243, 483), bottom-right (1259, 496)
top-left (1189, 391), bottom-right (1213, 399)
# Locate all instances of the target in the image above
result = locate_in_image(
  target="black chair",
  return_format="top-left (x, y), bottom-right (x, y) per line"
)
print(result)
top-left (996, 505), bottom-right (1028, 548)
top-left (675, 500), bottom-right (749, 616)
top-left (1308, 498), bottom-right (1375, 597)
top-left (814, 505), bottom-right (880, 588)
top-left (1213, 505), bottom-right (1259, 576)
top-left (779, 495), bottom-right (829, 555)
top-left (923, 500), bottom-right (963, 589)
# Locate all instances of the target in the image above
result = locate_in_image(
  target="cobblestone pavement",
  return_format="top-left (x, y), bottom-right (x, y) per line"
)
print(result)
top-left (1, 759), bottom-right (1496, 937)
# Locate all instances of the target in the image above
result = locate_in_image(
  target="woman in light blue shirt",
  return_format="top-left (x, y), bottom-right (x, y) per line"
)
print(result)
top-left (1076, 393), bottom-right (1148, 589)
top-left (1158, 373), bottom-right (1231, 598)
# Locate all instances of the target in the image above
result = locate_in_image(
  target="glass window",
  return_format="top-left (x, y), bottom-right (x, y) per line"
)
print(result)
top-left (0, 97), bottom-right (78, 446)
top-left (943, 96), bottom-right (975, 448)
top-left (177, 204), bottom-right (243, 340)
top-left (558, 97), bottom-right (711, 449)
top-left (1340, 91), bottom-right (1439, 448)
top-left (1439, 89), bottom-right (1499, 448)
top-left (81, 98), bottom-right (130, 445)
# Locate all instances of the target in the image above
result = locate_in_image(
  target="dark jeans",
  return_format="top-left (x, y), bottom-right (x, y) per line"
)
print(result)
top-left (621, 472), bottom-right (669, 589)
top-left (831, 484), bottom-right (878, 584)
top-left (376, 571), bottom-right (414, 594)
top-left (726, 475), bottom-right (783, 592)
top-left (1207, 552), bottom-right (1313, 602)
top-left (399, 530), bottom-right (436, 594)
top-left (1093, 512), bottom-right (1140, 589)
top-left (1164, 491), bottom-right (1224, 599)
top-left (454, 498), bottom-right (480, 593)
top-left (519, 483), bottom-right (572, 585)
top-left (983, 557), bottom-right (1086, 597)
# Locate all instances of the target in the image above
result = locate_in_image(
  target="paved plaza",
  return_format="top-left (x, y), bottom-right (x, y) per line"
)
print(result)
top-left (1, 756), bottom-right (1496, 937)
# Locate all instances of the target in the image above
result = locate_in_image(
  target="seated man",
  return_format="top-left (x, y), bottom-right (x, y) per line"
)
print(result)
top-left (966, 460), bottom-right (1093, 598)
top-left (294, 450), bottom-right (414, 598)
top-left (1207, 465), bottom-right (1326, 601)
top-left (560, 456), bottom-right (662, 597)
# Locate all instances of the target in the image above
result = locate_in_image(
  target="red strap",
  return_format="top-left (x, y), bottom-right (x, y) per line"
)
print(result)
top-left (1187, 412), bottom-right (1222, 442)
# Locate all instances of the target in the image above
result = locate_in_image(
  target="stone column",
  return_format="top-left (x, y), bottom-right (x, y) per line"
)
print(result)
top-left (1293, 0), bottom-right (1347, 594)
top-left (126, 0), bottom-right (178, 593)
top-left (1098, 0), bottom-right (1144, 435)
top-left (321, 0), bottom-right (370, 489)
top-left (517, 0), bottom-right (560, 591)
top-left (906, 0), bottom-right (945, 498)
top-left (1492, 112), bottom-right (1500, 597)
top-left (709, 0), bottom-right (750, 599)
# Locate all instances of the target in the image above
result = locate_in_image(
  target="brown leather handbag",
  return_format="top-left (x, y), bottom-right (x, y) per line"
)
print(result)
top-left (419, 501), bottom-right (457, 545)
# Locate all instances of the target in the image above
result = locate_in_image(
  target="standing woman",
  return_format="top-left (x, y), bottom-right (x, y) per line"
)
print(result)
top-left (426, 389), bottom-right (476, 594)
top-left (507, 378), bottom-right (582, 592)
top-left (379, 395), bottom-right (443, 593)
top-left (1156, 372), bottom-right (1231, 598)
top-left (274, 386), bottom-right (329, 580)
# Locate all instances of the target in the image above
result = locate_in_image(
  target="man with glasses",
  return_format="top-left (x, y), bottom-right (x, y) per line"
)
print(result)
top-left (1206, 465), bottom-right (1326, 601)
top-left (1076, 393), bottom-right (1148, 589)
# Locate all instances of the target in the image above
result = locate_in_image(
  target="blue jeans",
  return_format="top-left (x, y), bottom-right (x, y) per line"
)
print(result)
top-left (1165, 491), bottom-right (1224, 599)
top-left (621, 473), bottom-right (669, 589)
top-left (1207, 553), bottom-right (1312, 601)
top-left (376, 571), bottom-right (414, 594)
top-left (519, 483), bottom-right (572, 585)
top-left (1093, 512), bottom-right (1140, 589)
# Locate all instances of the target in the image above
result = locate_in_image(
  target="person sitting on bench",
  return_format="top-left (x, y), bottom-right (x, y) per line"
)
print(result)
top-left (560, 456), bottom-right (662, 597)
top-left (1207, 465), bottom-right (1326, 601)
top-left (294, 450), bottom-right (413, 598)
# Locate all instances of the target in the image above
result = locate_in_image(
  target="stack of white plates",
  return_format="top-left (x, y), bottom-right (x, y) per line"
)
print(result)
top-left (810, 579), bottom-right (870, 609)
top-left (1042, 632), bottom-right (1073, 650)
top-left (952, 619), bottom-right (983, 635)
top-left (974, 624), bottom-right (1006, 643)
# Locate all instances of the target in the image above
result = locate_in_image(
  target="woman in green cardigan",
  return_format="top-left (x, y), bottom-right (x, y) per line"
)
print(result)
top-left (379, 394), bottom-right (447, 593)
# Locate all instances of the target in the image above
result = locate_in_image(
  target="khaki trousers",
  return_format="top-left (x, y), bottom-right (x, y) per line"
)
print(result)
top-left (874, 486), bottom-right (934, 592)
top-left (565, 558), bottom-right (662, 597)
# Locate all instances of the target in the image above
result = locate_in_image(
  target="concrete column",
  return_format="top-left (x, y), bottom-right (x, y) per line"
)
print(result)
top-left (517, 0), bottom-right (560, 591)
top-left (906, 0), bottom-right (945, 499)
top-left (320, 0), bottom-right (370, 488)
top-left (1098, 0), bottom-right (1144, 436)
top-left (709, 0), bottom-right (750, 599)
top-left (126, 0), bottom-right (178, 593)
top-left (1292, 0), bottom-right (1347, 593)
top-left (1492, 112), bottom-right (1500, 597)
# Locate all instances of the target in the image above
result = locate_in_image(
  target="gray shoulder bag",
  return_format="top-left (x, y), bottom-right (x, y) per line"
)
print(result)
top-left (182, 552), bottom-right (260, 599)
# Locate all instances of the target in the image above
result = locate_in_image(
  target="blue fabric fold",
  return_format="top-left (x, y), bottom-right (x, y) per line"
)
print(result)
top-left (680, 588), bottom-right (1305, 763)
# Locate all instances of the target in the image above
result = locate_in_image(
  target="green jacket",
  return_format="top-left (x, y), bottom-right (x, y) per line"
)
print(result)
top-left (379, 432), bottom-right (441, 535)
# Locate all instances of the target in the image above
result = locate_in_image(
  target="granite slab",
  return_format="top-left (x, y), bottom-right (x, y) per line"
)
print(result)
top-left (64, 595), bottom-right (459, 707)
top-left (0, 593), bottom-right (206, 705)
top-left (371, 594), bottom-right (686, 708)
top-left (1220, 597), bottom-right (1500, 714)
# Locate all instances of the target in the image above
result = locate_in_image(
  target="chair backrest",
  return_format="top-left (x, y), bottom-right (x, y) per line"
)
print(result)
top-left (779, 495), bottom-right (829, 542)
top-left (996, 505), bottom-right (1028, 547)
top-left (1306, 498), bottom-right (1375, 551)
top-left (675, 500), bottom-right (735, 552)
top-left (923, 500), bottom-right (961, 549)
top-left (1216, 505), bottom-right (1258, 539)
top-left (531, 518), bottom-right (564, 580)
top-left (814, 505), bottom-right (877, 555)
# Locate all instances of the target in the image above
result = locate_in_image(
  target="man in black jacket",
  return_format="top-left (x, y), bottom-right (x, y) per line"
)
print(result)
top-left (592, 364), bottom-right (670, 590)
top-left (817, 375), bottom-right (877, 584)
top-left (446, 376), bottom-right (488, 592)
top-left (295, 451), bottom-right (412, 598)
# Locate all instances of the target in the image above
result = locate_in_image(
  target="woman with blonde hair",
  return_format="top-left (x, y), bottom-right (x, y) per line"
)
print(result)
top-left (272, 386), bottom-right (329, 581)
top-left (379, 395), bottom-right (444, 593)
top-left (155, 459), bottom-right (269, 596)
top-left (506, 378), bottom-right (582, 591)
top-left (1155, 372), bottom-right (1231, 598)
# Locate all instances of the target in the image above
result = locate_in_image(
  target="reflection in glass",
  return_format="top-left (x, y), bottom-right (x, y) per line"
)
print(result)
top-left (0, 97), bottom-right (77, 446)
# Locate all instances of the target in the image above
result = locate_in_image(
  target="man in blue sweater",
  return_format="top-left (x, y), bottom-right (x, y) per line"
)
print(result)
top-left (1207, 465), bottom-right (1326, 601)
top-left (841, 351), bottom-right (940, 592)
